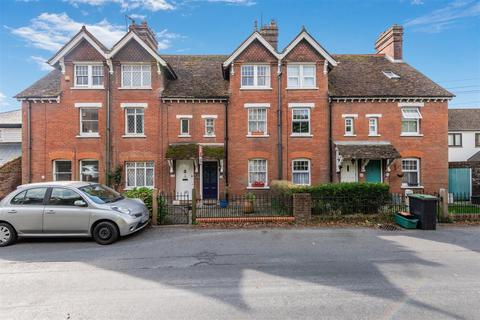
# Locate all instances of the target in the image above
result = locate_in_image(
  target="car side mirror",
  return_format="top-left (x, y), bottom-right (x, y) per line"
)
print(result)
top-left (74, 200), bottom-right (88, 207)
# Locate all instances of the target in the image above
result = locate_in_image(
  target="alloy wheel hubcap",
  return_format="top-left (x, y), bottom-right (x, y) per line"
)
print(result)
top-left (99, 227), bottom-right (111, 240)
top-left (0, 226), bottom-right (11, 244)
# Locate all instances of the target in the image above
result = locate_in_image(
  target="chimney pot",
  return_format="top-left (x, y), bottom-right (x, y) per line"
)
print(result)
top-left (375, 24), bottom-right (403, 61)
top-left (130, 21), bottom-right (159, 51)
top-left (259, 19), bottom-right (279, 50)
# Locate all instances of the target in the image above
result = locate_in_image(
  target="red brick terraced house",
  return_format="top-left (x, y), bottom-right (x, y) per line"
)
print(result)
top-left (15, 21), bottom-right (453, 198)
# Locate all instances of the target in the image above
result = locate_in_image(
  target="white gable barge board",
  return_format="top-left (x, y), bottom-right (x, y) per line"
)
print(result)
top-left (280, 30), bottom-right (337, 66)
top-left (223, 32), bottom-right (280, 68)
top-left (48, 30), bottom-right (107, 66)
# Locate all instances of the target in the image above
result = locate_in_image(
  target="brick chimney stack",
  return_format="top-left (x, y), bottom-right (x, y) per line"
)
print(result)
top-left (129, 21), bottom-right (159, 51)
top-left (259, 19), bottom-right (279, 50)
top-left (375, 24), bottom-right (403, 61)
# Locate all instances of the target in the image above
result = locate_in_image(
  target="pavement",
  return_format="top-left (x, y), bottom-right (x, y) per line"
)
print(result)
top-left (0, 226), bottom-right (479, 320)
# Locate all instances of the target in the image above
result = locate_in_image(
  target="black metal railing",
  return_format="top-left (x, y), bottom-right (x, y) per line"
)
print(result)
top-left (448, 192), bottom-right (480, 215)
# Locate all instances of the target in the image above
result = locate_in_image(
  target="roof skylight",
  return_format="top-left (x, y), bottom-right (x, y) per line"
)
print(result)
top-left (383, 70), bottom-right (400, 79)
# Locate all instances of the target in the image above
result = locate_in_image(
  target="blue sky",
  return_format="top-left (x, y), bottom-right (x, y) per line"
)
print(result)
top-left (0, 0), bottom-right (479, 111)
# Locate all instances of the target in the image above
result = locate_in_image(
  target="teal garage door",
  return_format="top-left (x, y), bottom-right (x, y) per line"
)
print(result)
top-left (448, 168), bottom-right (471, 200)
top-left (365, 160), bottom-right (382, 183)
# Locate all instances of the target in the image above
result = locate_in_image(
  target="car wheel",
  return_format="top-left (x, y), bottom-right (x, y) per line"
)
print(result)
top-left (92, 221), bottom-right (119, 245)
top-left (0, 223), bottom-right (17, 247)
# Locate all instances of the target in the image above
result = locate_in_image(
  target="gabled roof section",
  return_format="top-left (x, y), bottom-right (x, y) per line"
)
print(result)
top-left (223, 32), bottom-right (280, 67)
top-left (15, 70), bottom-right (62, 99)
top-left (281, 28), bottom-right (337, 66)
top-left (109, 31), bottom-right (176, 78)
top-left (48, 26), bottom-right (108, 66)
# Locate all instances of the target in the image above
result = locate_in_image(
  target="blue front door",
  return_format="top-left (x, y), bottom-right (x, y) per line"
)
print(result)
top-left (365, 160), bottom-right (382, 183)
top-left (449, 168), bottom-right (471, 200)
top-left (202, 162), bottom-right (218, 200)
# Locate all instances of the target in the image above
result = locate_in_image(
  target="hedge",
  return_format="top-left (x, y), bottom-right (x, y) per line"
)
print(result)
top-left (123, 188), bottom-right (168, 221)
top-left (271, 180), bottom-right (390, 215)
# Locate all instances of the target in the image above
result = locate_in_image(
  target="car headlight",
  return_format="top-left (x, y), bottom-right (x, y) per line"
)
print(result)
top-left (110, 206), bottom-right (131, 215)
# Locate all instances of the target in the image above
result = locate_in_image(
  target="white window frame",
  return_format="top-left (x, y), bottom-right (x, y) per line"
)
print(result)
top-left (241, 64), bottom-right (271, 89)
top-left (448, 133), bottom-right (462, 147)
top-left (124, 107), bottom-right (145, 137)
top-left (287, 64), bottom-right (317, 89)
top-left (125, 161), bottom-right (155, 189)
top-left (245, 104), bottom-right (269, 137)
top-left (79, 159), bottom-right (99, 182)
top-left (121, 64), bottom-right (152, 89)
top-left (204, 118), bottom-right (215, 137)
top-left (74, 64), bottom-right (104, 88)
top-left (180, 118), bottom-right (190, 136)
top-left (248, 159), bottom-right (268, 188)
top-left (292, 159), bottom-right (311, 185)
top-left (78, 108), bottom-right (99, 137)
top-left (291, 107), bottom-right (311, 136)
top-left (401, 158), bottom-right (421, 188)
top-left (344, 117), bottom-right (355, 136)
top-left (401, 107), bottom-right (422, 136)
top-left (53, 160), bottom-right (72, 181)
top-left (368, 117), bottom-right (378, 136)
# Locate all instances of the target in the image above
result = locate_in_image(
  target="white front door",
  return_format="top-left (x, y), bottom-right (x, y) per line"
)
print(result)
top-left (340, 160), bottom-right (358, 182)
top-left (176, 160), bottom-right (194, 200)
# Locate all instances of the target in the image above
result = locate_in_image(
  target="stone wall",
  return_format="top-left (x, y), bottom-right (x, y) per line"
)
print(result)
top-left (0, 157), bottom-right (21, 199)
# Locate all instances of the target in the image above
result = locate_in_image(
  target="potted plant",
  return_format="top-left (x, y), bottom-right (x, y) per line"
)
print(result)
top-left (220, 186), bottom-right (229, 208)
top-left (243, 192), bottom-right (256, 214)
top-left (252, 181), bottom-right (265, 188)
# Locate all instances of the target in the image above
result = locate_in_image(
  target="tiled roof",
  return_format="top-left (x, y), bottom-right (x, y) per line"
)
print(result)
top-left (0, 110), bottom-right (21, 125)
top-left (329, 55), bottom-right (453, 98)
top-left (14, 70), bottom-right (62, 99)
top-left (448, 108), bottom-right (480, 131)
top-left (335, 141), bottom-right (401, 159)
top-left (162, 55), bottom-right (229, 98)
top-left (468, 151), bottom-right (480, 162)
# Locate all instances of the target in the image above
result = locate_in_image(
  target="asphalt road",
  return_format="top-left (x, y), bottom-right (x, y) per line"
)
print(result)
top-left (1, 226), bottom-right (479, 320)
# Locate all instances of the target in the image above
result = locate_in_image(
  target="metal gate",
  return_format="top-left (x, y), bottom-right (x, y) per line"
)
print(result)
top-left (158, 193), bottom-right (191, 225)
top-left (449, 168), bottom-right (471, 200)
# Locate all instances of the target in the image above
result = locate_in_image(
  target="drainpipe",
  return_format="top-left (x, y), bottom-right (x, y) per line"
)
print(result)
top-left (277, 62), bottom-right (283, 180)
top-left (224, 100), bottom-right (229, 187)
top-left (105, 66), bottom-right (112, 184)
top-left (27, 100), bottom-right (32, 183)
top-left (328, 97), bottom-right (333, 182)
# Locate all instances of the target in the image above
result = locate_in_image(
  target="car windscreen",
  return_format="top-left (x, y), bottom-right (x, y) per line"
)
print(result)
top-left (79, 184), bottom-right (123, 204)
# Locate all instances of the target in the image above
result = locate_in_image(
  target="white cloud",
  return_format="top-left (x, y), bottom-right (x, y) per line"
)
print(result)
top-left (411, 0), bottom-right (424, 5)
top-left (9, 12), bottom-right (125, 51)
top-left (0, 91), bottom-right (9, 108)
top-left (203, 0), bottom-right (256, 5)
top-left (405, 0), bottom-right (480, 32)
top-left (30, 56), bottom-right (55, 71)
top-left (156, 29), bottom-right (186, 50)
top-left (66, 0), bottom-right (174, 11)
top-left (129, 13), bottom-right (147, 20)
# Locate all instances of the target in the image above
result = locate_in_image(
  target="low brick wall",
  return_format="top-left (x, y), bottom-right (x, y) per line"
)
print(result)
top-left (293, 193), bottom-right (312, 224)
top-left (0, 157), bottom-right (22, 199)
top-left (449, 161), bottom-right (480, 196)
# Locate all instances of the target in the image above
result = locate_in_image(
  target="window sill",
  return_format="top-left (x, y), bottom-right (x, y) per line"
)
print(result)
top-left (178, 134), bottom-right (191, 138)
top-left (286, 87), bottom-right (318, 90)
top-left (240, 87), bottom-right (272, 91)
top-left (344, 134), bottom-right (357, 137)
top-left (122, 134), bottom-right (146, 138)
top-left (76, 134), bottom-right (100, 138)
top-left (246, 186), bottom-right (270, 190)
top-left (401, 186), bottom-right (424, 189)
top-left (118, 87), bottom-right (152, 90)
top-left (291, 134), bottom-right (313, 138)
top-left (246, 134), bottom-right (270, 138)
top-left (203, 135), bottom-right (216, 138)
top-left (368, 134), bottom-right (381, 137)
top-left (401, 133), bottom-right (424, 137)
top-left (71, 86), bottom-right (105, 90)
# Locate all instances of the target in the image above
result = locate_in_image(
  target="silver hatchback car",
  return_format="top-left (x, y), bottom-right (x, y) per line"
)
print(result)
top-left (0, 181), bottom-right (150, 246)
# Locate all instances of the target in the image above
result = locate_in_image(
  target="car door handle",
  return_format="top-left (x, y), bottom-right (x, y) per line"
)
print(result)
top-left (7, 210), bottom-right (17, 214)
top-left (45, 209), bottom-right (56, 214)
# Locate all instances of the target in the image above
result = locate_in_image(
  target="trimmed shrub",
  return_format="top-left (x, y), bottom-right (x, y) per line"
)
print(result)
top-left (271, 180), bottom-right (390, 215)
top-left (123, 187), bottom-right (153, 213)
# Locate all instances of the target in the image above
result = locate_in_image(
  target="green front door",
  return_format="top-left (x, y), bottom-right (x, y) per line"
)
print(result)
top-left (365, 160), bottom-right (382, 183)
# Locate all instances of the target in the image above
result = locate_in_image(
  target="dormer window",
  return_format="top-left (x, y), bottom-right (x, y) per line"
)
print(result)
top-left (241, 65), bottom-right (270, 89)
top-left (383, 70), bottom-right (400, 79)
top-left (74, 64), bottom-right (104, 88)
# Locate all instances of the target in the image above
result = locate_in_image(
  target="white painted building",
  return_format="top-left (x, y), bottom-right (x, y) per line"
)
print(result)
top-left (0, 109), bottom-right (22, 166)
top-left (448, 108), bottom-right (480, 162)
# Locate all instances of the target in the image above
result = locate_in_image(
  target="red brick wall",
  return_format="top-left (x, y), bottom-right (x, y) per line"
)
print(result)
top-left (0, 157), bottom-right (21, 199)
top-left (331, 101), bottom-right (449, 194)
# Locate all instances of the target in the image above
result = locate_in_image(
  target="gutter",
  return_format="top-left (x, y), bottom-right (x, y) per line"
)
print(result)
top-left (224, 100), bottom-right (229, 188)
top-left (27, 100), bottom-right (32, 183)
top-left (105, 67), bottom-right (112, 183)
top-left (277, 62), bottom-right (283, 180)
